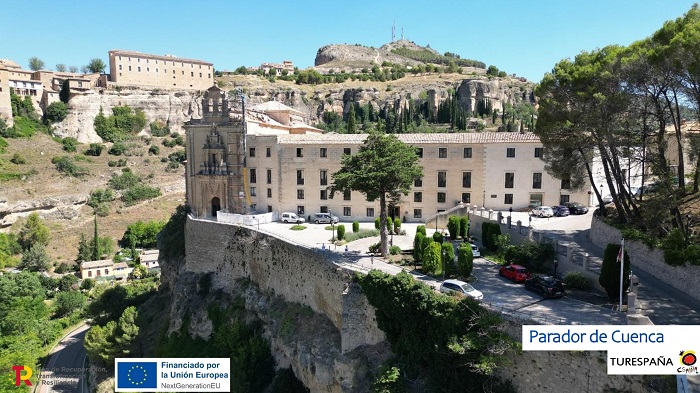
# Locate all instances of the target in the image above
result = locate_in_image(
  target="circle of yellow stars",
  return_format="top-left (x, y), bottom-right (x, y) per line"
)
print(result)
top-left (127, 365), bottom-right (148, 386)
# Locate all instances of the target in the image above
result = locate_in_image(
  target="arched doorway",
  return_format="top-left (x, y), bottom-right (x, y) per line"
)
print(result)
top-left (211, 197), bottom-right (221, 217)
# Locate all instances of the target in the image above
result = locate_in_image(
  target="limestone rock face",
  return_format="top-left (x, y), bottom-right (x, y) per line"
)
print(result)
top-left (315, 44), bottom-right (422, 68)
top-left (0, 194), bottom-right (87, 227)
top-left (53, 89), bottom-right (203, 143)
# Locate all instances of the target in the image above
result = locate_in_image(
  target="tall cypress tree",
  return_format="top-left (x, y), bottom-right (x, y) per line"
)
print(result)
top-left (93, 214), bottom-right (99, 260)
top-left (347, 102), bottom-right (357, 134)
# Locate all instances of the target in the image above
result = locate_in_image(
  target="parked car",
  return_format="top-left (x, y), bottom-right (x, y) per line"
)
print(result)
top-left (470, 244), bottom-right (481, 258)
top-left (531, 206), bottom-right (554, 218)
top-left (312, 212), bottom-right (339, 224)
top-left (280, 212), bottom-right (305, 223)
top-left (498, 264), bottom-right (532, 283)
top-left (552, 205), bottom-right (570, 217)
top-left (602, 194), bottom-right (614, 204)
top-left (524, 276), bottom-right (565, 298)
top-left (439, 279), bottom-right (484, 300)
top-left (564, 202), bottom-right (589, 215)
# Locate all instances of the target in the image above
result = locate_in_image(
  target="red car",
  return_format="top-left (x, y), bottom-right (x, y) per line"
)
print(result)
top-left (499, 264), bottom-right (532, 283)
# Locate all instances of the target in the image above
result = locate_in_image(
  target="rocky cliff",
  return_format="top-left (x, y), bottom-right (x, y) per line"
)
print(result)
top-left (53, 88), bottom-right (203, 143)
top-left (315, 42), bottom-right (422, 69)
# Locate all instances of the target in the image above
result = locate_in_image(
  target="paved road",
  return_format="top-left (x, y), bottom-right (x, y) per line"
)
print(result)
top-left (37, 324), bottom-right (90, 393)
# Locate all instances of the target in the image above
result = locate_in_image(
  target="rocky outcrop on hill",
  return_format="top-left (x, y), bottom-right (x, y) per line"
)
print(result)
top-left (315, 43), bottom-right (422, 68)
top-left (0, 194), bottom-right (87, 227)
top-left (53, 89), bottom-right (203, 143)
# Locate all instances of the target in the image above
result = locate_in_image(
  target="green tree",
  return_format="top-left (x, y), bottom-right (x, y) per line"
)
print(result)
top-left (486, 65), bottom-right (499, 76)
top-left (55, 64), bottom-right (67, 72)
top-left (59, 80), bottom-right (71, 103)
top-left (459, 216), bottom-right (469, 239)
top-left (28, 57), bottom-right (44, 71)
top-left (346, 102), bottom-right (357, 134)
top-left (421, 241), bottom-right (441, 275)
top-left (54, 291), bottom-right (86, 317)
top-left (599, 243), bottom-right (631, 301)
top-left (457, 243), bottom-right (474, 278)
top-left (19, 244), bottom-right (51, 272)
top-left (77, 233), bottom-right (92, 262)
top-left (413, 232), bottom-right (425, 263)
top-left (84, 321), bottom-right (117, 366)
top-left (441, 242), bottom-right (455, 276)
top-left (336, 224), bottom-right (346, 241)
top-left (18, 212), bottom-right (50, 251)
top-left (114, 306), bottom-right (139, 355)
top-left (332, 134), bottom-right (423, 256)
top-left (447, 216), bottom-right (460, 239)
top-left (86, 58), bottom-right (106, 73)
top-left (46, 101), bottom-right (68, 122)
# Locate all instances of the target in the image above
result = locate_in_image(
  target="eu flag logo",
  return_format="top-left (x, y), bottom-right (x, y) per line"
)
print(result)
top-left (117, 362), bottom-right (157, 389)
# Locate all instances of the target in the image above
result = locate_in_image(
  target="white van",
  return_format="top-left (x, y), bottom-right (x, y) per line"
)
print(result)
top-left (280, 212), bottom-right (305, 223)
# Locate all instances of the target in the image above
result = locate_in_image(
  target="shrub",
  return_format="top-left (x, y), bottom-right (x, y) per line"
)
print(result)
top-left (563, 272), bottom-right (590, 290)
top-left (108, 170), bottom-right (141, 190)
top-left (108, 159), bottom-right (127, 167)
top-left (149, 120), bottom-right (170, 137)
top-left (459, 216), bottom-right (469, 239)
top-left (52, 156), bottom-right (88, 177)
top-left (162, 138), bottom-right (176, 148)
top-left (389, 245), bottom-right (401, 255)
top-left (94, 106), bottom-right (146, 142)
top-left (343, 228), bottom-right (379, 242)
top-left (168, 150), bottom-right (186, 164)
top-left (10, 153), bottom-right (26, 165)
top-left (173, 135), bottom-right (185, 146)
top-left (481, 222), bottom-right (502, 251)
top-left (413, 232), bottom-right (425, 262)
top-left (441, 242), bottom-right (455, 276)
top-left (62, 137), bottom-right (78, 152)
top-left (336, 224), bottom-right (346, 241)
top-left (375, 217), bottom-right (380, 230)
top-left (421, 242), bottom-right (442, 275)
top-left (599, 243), bottom-right (631, 301)
top-left (0, 136), bottom-right (7, 154)
top-left (84, 143), bottom-right (104, 156)
top-left (416, 225), bottom-right (426, 236)
top-left (386, 217), bottom-right (393, 233)
top-left (432, 231), bottom-right (443, 243)
top-left (46, 101), bottom-right (68, 122)
top-left (662, 228), bottom-right (689, 266)
top-left (290, 225), bottom-right (306, 230)
top-left (108, 142), bottom-right (127, 156)
top-left (393, 217), bottom-right (401, 234)
top-left (87, 189), bottom-right (114, 208)
top-left (503, 241), bottom-right (552, 272)
top-left (457, 243), bottom-right (474, 278)
top-left (148, 145), bottom-right (160, 155)
top-left (352, 221), bottom-right (359, 233)
top-left (369, 243), bottom-right (380, 254)
top-left (447, 216), bottom-right (460, 239)
top-left (121, 185), bottom-right (161, 206)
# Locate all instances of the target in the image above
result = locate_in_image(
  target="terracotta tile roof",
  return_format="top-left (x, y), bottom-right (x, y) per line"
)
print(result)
top-left (108, 50), bottom-right (212, 66)
top-left (274, 132), bottom-right (541, 145)
top-left (81, 260), bottom-right (113, 269)
top-left (113, 262), bottom-right (130, 270)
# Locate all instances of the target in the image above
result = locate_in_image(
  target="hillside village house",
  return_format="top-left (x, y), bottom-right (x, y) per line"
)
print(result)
top-left (108, 50), bottom-right (213, 90)
top-left (185, 87), bottom-right (592, 222)
top-left (139, 249), bottom-right (160, 269)
top-left (80, 259), bottom-right (113, 280)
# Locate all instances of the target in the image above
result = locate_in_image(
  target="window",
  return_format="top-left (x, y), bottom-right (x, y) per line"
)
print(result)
top-left (119, 64), bottom-right (122, 70)
top-left (320, 190), bottom-right (328, 200)
top-left (439, 147), bottom-right (448, 158)
top-left (414, 209), bottom-right (422, 219)
top-left (462, 193), bottom-right (471, 203)
top-left (267, 169), bottom-right (272, 184)
top-left (320, 206), bottom-right (328, 213)
top-left (249, 147), bottom-right (255, 157)
top-left (414, 178), bottom-right (423, 187)
top-left (416, 148), bottom-right (423, 158)
top-left (320, 148), bottom-right (327, 158)
top-left (199, 73), bottom-right (202, 77)
top-left (267, 188), bottom-right (272, 198)
top-left (561, 178), bottom-right (571, 190)
top-left (343, 207), bottom-right (351, 216)
top-left (366, 208), bottom-right (375, 217)
top-left (297, 170), bottom-right (304, 185)
top-left (438, 171), bottom-right (447, 188)
top-left (507, 148), bottom-right (516, 158)
top-left (344, 147), bottom-right (351, 155)
top-left (250, 187), bottom-right (256, 196)
top-left (534, 147), bottom-right (543, 158)
top-left (344, 190), bottom-right (351, 201)
top-left (268, 205), bottom-right (273, 213)
top-left (560, 195), bottom-right (570, 204)
top-left (320, 170), bottom-right (328, 186)
top-left (437, 192), bottom-right (446, 203)
top-left (138, 66), bottom-right (141, 72)
top-left (462, 172), bottom-right (472, 188)
top-left (296, 148), bottom-right (304, 157)
top-left (414, 192), bottom-right (422, 202)
top-left (532, 173), bottom-right (542, 189)
top-left (266, 147), bottom-right (271, 157)
top-left (297, 206), bottom-right (305, 215)
top-left (128, 65), bottom-right (132, 71)
top-left (191, 72), bottom-right (194, 77)
top-left (249, 169), bottom-right (256, 183)
top-left (505, 194), bottom-right (514, 204)
top-left (147, 68), bottom-right (150, 72)
top-left (505, 173), bottom-right (514, 188)
top-left (88, 271), bottom-right (92, 277)
top-left (297, 189), bottom-right (304, 199)
top-left (463, 147), bottom-right (472, 158)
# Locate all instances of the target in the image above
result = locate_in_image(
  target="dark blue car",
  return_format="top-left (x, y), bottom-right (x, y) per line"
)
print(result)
top-left (552, 205), bottom-right (570, 217)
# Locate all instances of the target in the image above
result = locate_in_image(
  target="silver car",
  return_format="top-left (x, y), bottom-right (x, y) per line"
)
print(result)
top-left (439, 279), bottom-right (483, 300)
top-left (313, 212), bottom-right (339, 224)
top-left (531, 206), bottom-right (554, 218)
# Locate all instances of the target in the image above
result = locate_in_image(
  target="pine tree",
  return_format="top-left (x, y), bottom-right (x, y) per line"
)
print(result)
top-left (346, 102), bottom-right (357, 134)
top-left (93, 214), bottom-right (100, 260)
top-left (77, 233), bottom-right (92, 262)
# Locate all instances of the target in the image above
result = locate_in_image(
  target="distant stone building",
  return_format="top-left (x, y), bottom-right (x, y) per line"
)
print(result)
top-left (108, 50), bottom-right (213, 90)
top-left (260, 60), bottom-right (294, 76)
top-left (80, 259), bottom-right (113, 279)
top-left (139, 249), bottom-right (160, 269)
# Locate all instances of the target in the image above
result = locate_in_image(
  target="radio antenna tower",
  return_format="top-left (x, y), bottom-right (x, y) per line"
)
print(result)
top-left (401, 27), bottom-right (404, 40)
top-left (392, 21), bottom-right (396, 42)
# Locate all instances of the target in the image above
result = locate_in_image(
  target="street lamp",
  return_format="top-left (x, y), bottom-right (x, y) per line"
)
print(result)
top-left (330, 209), bottom-right (335, 242)
top-left (686, 214), bottom-right (692, 247)
top-left (509, 207), bottom-right (513, 218)
top-left (599, 184), bottom-right (605, 214)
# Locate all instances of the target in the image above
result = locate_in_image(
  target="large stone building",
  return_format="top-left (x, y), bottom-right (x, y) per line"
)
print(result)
top-left (185, 88), bottom-right (591, 222)
top-left (108, 50), bottom-right (213, 90)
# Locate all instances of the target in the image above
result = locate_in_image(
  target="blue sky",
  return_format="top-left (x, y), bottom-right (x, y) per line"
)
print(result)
top-left (1, 1), bottom-right (697, 82)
